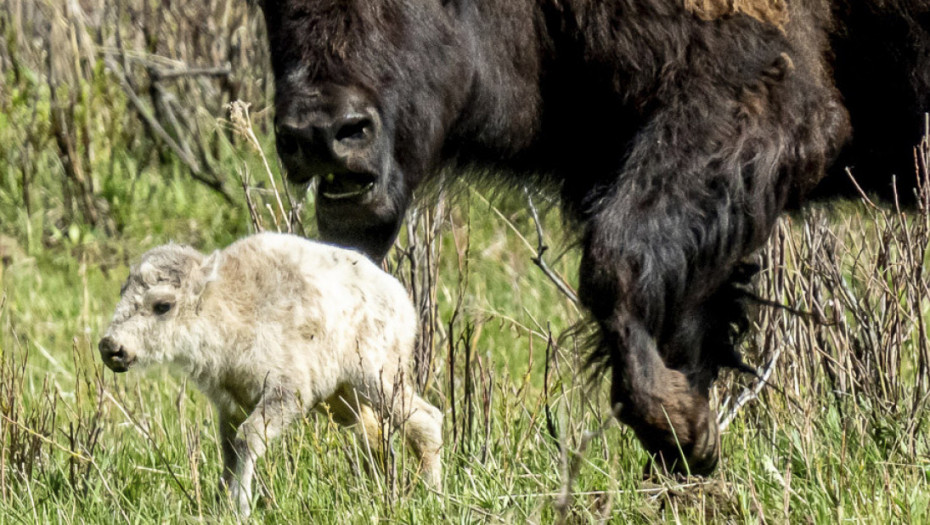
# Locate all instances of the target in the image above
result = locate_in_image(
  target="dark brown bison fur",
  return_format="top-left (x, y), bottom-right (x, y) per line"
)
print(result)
top-left (260, 0), bottom-right (929, 475)
top-left (818, 0), bottom-right (930, 201)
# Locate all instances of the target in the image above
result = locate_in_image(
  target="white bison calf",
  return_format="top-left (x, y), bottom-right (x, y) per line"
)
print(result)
top-left (98, 232), bottom-right (443, 515)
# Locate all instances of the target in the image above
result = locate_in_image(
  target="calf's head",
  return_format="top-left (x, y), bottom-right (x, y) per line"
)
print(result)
top-left (261, 0), bottom-right (469, 260)
top-left (99, 244), bottom-right (218, 372)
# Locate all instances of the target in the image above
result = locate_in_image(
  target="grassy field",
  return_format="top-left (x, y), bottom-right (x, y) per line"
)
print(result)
top-left (2, 1), bottom-right (930, 523)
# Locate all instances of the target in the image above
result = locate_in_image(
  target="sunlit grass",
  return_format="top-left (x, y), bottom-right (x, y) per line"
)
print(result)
top-left (2, 0), bottom-right (930, 521)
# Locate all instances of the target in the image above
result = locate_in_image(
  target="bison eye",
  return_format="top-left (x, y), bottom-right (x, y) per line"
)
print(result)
top-left (153, 301), bottom-right (173, 315)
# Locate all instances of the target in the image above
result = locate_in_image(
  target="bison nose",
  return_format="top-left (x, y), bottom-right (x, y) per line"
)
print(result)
top-left (98, 336), bottom-right (132, 373)
top-left (274, 117), bottom-right (324, 164)
top-left (276, 111), bottom-right (376, 159)
top-left (331, 113), bottom-right (377, 153)
top-left (275, 103), bottom-right (381, 194)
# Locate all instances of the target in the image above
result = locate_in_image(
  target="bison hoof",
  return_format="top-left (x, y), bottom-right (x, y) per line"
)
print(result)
top-left (642, 399), bottom-right (720, 477)
top-left (619, 368), bottom-right (721, 477)
top-left (646, 429), bottom-right (719, 477)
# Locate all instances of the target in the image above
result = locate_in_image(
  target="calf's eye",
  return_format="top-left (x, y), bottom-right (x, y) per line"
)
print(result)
top-left (153, 302), bottom-right (173, 315)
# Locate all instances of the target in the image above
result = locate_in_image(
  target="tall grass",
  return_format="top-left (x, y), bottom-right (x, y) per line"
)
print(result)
top-left (1, 1), bottom-right (930, 522)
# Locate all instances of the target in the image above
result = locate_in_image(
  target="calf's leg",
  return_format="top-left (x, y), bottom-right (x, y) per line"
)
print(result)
top-left (361, 378), bottom-right (443, 489)
top-left (396, 389), bottom-right (443, 489)
top-left (325, 386), bottom-right (389, 476)
top-left (217, 409), bottom-right (246, 494)
top-left (228, 389), bottom-right (304, 516)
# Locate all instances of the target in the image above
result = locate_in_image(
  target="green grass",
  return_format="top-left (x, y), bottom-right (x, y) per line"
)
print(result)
top-left (4, 158), bottom-right (930, 523)
top-left (2, 3), bottom-right (930, 521)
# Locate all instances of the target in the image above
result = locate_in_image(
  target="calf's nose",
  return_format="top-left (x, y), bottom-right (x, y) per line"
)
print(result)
top-left (98, 336), bottom-right (131, 372)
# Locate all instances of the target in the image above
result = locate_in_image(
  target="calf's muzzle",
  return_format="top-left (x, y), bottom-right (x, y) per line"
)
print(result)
top-left (98, 336), bottom-right (133, 372)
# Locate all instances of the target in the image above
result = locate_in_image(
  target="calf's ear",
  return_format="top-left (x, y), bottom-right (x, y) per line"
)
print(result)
top-left (191, 250), bottom-right (221, 298)
top-left (139, 261), bottom-right (158, 286)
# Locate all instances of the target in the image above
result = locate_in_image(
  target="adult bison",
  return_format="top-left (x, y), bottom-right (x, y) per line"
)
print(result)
top-left (258, 0), bottom-right (930, 474)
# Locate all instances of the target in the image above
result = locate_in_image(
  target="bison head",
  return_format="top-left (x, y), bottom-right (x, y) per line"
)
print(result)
top-left (99, 245), bottom-right (218, 373)
top-left (261, 0), bottom-right (469, 260)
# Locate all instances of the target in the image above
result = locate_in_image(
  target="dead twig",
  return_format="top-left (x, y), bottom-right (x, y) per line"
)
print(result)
top-left (105, 57), bottom-right (234, 203)
top-left (227, 100), bottom-right (298, 233)
top-left (524, 188), bottom-right (580, 305)
top-left (554, 405), bottom-right (617, 524)
top-left (150, 66), bottom-right (231, 82)
top-left (718, 341), bottom-right (783, 431)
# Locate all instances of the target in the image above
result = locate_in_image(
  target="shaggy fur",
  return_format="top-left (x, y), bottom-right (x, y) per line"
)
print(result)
top-left (98, 233), bottom-right (443, 515)
top-left (260, 0), bottom-right (928, 474)
top-left (817, 0), bottom-right (930, 200)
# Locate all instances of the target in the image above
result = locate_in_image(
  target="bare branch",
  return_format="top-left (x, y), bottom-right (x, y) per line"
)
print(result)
top-left (227, 100), bottom-right (293, 233)
top-left (105, 57), bottom-right (234, 203)
top-left (554, 404), bottom-right (617, 524)
top-left (845, 167), bottom-right (879, 210)
top-left (718, 341), bottom-right (783, 431)
top-left (150, 66), bottom-right (231, 81)
top-left (525, 188), bottom-right (580, 305)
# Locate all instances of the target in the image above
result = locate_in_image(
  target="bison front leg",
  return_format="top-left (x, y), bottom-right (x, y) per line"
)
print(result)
top-left (577, 128), bottom-right (779, 475)
top-left (596, 313), bottom-right (720, 475)
top-left (217, 409), bottom-right (246, 496)
top-left (226, 389), bottom-right (304, 516)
